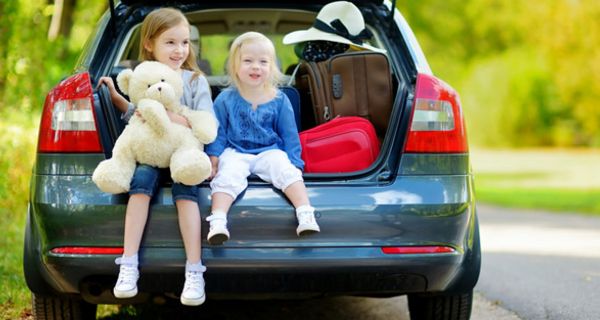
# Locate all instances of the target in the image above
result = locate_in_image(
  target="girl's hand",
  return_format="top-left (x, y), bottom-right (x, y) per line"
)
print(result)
top-left (134, 109), bottom-right (143, 121)
top-left (97, 76), bottom-right (129, 113)
top-left (97, 76), bottom-right (120, 100)
top-left (209, 156), bottom-right (219, 179)
top-left (97, 76), bottom-right (115, 91)
top-left (167, 111), bottom-right (191, 127)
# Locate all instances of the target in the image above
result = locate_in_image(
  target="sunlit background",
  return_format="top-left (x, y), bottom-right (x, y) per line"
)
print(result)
top-left (1, 1), bottom-right (599, 318)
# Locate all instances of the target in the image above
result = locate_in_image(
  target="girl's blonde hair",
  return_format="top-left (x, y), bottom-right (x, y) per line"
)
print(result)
top-left (226, 31), bottom-right (283, 90)
top-left (139, 7), bottom-right (202, 77)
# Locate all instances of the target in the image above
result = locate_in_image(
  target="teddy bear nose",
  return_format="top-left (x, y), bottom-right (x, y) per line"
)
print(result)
top-left (158, 87), bottom-right (162, 91)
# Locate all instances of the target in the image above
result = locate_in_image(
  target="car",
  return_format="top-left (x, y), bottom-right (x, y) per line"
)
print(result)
top-left (24, 1), bottom-right (480, 319)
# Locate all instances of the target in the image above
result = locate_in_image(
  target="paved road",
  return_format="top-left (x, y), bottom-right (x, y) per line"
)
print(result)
top-left (475, 204), bottom-right (600, 320)
top-left (114, 292), bottom-right (519, 319)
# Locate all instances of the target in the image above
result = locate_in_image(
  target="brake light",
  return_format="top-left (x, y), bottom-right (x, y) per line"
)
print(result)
top-left (37, 72), bottom-right (102, 153)
top-left (404, 73), bottom-right (468, 153)
top-left (50, 247), bottom-right (124, 255)
top-left (381, 246), bottom-right (456, 254)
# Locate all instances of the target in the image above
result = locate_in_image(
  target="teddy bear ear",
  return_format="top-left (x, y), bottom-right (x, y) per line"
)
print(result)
top-left (116, 69), bottom-right (134, 96)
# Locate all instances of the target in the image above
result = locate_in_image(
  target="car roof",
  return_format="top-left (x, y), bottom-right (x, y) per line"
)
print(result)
top-left (119, 0), bottom-right (384, 6)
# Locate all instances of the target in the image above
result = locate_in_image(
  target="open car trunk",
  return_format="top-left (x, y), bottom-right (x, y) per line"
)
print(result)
top-left (94, 4), bottom-right (410, 181)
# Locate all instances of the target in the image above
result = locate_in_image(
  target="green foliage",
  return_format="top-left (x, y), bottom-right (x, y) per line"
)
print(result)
top-left (398, 1), bottom-right (600, 147)
top-left (0, 111), bottom-right (39, 319)
top-left (0, 1), bottom-right (105, 317)
top-left (0, 0), bottom-right (105, 115)
top-left (460, 48), bottom-right (565, 147)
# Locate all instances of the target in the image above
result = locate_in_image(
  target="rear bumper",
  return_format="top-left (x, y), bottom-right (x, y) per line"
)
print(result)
top-left (27, 153), bottom-right (478, 303)
top-left (43, 246), bottom-right (464, 303)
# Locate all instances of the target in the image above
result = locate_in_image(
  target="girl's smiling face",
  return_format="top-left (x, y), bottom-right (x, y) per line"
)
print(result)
top-left (145, 22), bottom-right (190, 71)
top-left (235, 41), bottom-right (272, 90)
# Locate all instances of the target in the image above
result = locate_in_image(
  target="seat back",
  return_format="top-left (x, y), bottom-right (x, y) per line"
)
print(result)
top-left (280, 86), bottom-right (301, 131)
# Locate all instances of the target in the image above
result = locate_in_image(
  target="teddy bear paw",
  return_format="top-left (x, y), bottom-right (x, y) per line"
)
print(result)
top-left (92, 160), bottom-right (131, 194)
top-left (171, 149), bottom-right (211, 185)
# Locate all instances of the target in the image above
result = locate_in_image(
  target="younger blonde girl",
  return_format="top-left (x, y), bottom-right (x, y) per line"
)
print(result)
top-left (205, 32), bottom-right (320, 245)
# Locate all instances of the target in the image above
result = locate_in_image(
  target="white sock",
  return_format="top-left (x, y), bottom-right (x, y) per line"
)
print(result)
top-left (186, 260), bottom-right (206, 273)
top-left (116, 253), bottom-right (138, 267)
top-left (295, 205), bottom-right (314, 215)
top-left (209, 210), bottom-right (228, 220)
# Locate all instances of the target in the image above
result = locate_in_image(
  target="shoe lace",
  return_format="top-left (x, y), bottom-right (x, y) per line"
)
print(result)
top-left (184, 271), bottom-right (205, 291)
top-left (117, 265), bottom-right (138, 285)
top-left (298, 211), bottom-right (316, 225)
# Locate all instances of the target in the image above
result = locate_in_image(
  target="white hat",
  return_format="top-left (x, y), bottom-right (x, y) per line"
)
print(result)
top-left (283, 1), bottom-right (384, 53)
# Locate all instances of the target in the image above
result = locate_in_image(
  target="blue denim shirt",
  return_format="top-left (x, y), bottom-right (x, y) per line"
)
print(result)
top-left (205, 87), bottom-right (304, 170)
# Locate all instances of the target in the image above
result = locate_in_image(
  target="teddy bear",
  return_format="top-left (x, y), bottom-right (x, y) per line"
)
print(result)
top-left (92, 61), bottom-right (217, 194)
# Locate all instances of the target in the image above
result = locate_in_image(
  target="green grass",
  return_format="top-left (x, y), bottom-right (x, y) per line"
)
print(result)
top-left (475, 182), bottom-right (600, 215)
top-left (471, 148), bottom-right (600, 215)
top-left (0, 111), bottom-right (38, 319)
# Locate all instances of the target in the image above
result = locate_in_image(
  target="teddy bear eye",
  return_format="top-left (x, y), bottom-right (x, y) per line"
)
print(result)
top-left (147, 84), bottom-right (151, 88)
top-left (161, 79), bottom-right (165, 82)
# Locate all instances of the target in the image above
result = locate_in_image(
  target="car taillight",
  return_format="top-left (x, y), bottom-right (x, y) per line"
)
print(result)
top-left (404, 73), bottom-right (468, 153)
top-left (381, 246), bottom-right (456, 254)
top-left (50, 247), bottom-right (124, 255)
top-left (37, 72), bottom-right (102, 153)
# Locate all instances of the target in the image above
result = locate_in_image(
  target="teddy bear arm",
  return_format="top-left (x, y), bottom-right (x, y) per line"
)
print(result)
top-left (181, 109), bottom-right (218, 144)
top-left (137, 98), bottom-right (171, 136)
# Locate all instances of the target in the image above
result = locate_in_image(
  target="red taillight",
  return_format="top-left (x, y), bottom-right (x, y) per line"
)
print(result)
top-left (404, 73), bottom-right (468, 153)
top-left (381, 246), bottom-right (456, 254)
top-left (38, 72), bottom-right (102, 153)
top-left (50, 247), bottom-right (124, 255)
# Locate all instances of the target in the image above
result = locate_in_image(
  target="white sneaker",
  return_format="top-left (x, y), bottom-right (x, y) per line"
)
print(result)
top-left (206, 215), bottom-right (230, 245)
top-left (180, 270), bottom-right (206, 306)
top-left (296, 210), bottom-right (320, 236)
top-left (113, 264), bottom-right (139, 298)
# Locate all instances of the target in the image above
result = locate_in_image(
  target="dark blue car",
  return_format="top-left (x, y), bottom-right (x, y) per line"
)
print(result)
top-left (24, 1), bottom-right (480, 319)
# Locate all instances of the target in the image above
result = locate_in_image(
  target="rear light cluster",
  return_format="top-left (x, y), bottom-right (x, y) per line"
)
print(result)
top-left (50, 246), bottom-right (454, 255)
top-left (50, 247), bottom-right (124, 255)
top-left (37, 72), bottom-right (102, 153)
top-left (404, 73), bottom-right (468, 153)
top-left (381, 246), bottom-right (455, 254)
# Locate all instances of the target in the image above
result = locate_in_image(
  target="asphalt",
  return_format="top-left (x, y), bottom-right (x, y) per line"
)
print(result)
top-left (475, 204), bottom-right (600, 320)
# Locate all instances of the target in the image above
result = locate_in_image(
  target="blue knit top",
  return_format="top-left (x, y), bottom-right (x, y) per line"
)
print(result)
top-left (205, 87), bottom-right (304, 170)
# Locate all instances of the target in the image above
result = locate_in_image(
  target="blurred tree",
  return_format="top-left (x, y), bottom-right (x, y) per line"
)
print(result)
top-left (398, 0), bottom-right (600, 147)
top-left (48, 0), bottom-right (76, 41)
top-left (0, 2), bottom-right (13, 96)
top-left (0, 0), bottom-right (104, 116)
top-left (532, 0), bottom-right (600, 146)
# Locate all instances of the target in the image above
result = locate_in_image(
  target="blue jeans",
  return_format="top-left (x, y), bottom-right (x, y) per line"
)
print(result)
top-left (129, 164), bottom-right (200, 202)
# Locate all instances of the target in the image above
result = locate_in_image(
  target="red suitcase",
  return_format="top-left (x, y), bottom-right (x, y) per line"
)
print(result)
top-left (299, 116), bottom-right (380, 173)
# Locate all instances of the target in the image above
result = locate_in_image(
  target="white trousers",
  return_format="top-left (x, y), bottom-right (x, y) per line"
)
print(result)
top-left (210, 148), bottom-right (303, 199)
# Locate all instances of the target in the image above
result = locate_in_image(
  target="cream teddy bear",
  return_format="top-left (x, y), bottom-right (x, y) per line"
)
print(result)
top-left (92, 61), bottom-right (217, 194)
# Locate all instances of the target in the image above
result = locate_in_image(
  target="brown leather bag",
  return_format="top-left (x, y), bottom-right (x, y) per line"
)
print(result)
top-left (295, 51), bottom-right (393, 136)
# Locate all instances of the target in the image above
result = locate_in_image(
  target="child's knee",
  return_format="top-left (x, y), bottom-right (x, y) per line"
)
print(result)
top-left (172, 183), bottom-right (200, 202)
top-left (210, 174), bottom-right (247, 199)
top-left (129, 165), bottom-right (160, 196)
top-left (274, 167), bottom-right (303, 191)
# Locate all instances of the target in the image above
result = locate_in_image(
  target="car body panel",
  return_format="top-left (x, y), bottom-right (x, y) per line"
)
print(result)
top-left (32, 157), bottom-right (472, 249)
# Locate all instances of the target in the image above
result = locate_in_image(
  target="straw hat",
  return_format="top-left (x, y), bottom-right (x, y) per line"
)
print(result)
top-left (283, 1), bottom-right (384, 52)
